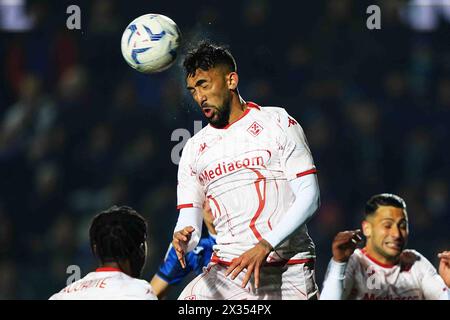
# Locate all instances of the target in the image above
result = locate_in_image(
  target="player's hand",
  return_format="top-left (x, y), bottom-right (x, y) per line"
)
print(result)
top-left (225, 239), bottom-right (273, 289)
top-left (172, 226), bottom-right (195, 269)
top-left (438, 251), bottom-right (450, 287)
top-left (332, 229), bottom-right (362, 263)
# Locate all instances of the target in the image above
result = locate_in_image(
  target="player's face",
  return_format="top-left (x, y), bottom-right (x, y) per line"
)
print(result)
top-left (364, 206), bottom-right (409, 261)
top-left (186, 67), bottom-right (232, 127)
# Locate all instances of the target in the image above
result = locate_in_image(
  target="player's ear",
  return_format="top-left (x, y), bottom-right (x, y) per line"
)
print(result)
top-left (362, 220), bottom-right (371, 238)
top-left (227, 72), bottom-right (238, 90)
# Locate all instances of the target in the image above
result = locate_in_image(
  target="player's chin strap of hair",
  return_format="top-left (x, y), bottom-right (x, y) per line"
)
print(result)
top-left (263, 173), bottom-right (320, 249)
top-left (174, 207), bottom-right (203, 253)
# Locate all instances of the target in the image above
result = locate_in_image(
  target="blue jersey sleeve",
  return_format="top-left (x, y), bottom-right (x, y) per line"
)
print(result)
top-left (156, 234), bottom-right (216, 285)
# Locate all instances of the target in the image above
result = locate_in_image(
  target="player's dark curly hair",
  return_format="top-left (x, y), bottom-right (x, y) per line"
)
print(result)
top-left (89, 205), bottom-right (147, 277)
top-left (183, 40), bottom-right (237, 77)
top-left (365, 193), bottom-right (407, 217)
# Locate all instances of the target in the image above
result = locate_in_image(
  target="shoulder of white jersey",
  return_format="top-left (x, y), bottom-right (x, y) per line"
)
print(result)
top-left (48, 274), bottom-right (90, 300)
top-left (49, 272), bottom-right (157, 300)
top-left (259, 105), bottom-right (288, 115)
top-left (189, 122), bottom-right (211, 141)
top-left (120, 276), bottom-right (158, 300)
top-left (183, 128), bottom-right (211, 154)
top-left (349, 248), bottom-right (364, 264)
top-left (259, 106), bottom-right (308, 137)
top-left (179, 135), bottom-right (197, 161)
top-left (48, 292), bottom-right (60, 300)
top-left (259, 105), bottom-right (295, 122)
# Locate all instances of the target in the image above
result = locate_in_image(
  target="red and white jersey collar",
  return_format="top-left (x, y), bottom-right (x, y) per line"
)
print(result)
top-left (361, 248), bottom-right (397, 268)
top-left (95, 267), bottom-right (123, 272)
top-left (209, 101), bottom-right (260, 130)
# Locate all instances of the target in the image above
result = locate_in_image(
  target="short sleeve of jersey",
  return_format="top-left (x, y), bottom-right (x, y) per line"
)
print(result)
top-left (177, 138), bottom-right (205, 209)
top-left (274, 109), bottom-right (316, 181)
top-left (120, 280), bottom-right (158, 300)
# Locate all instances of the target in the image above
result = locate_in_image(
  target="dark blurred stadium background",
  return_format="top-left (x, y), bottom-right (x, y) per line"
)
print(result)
top-left (0, 0), bottom-right (449, 299)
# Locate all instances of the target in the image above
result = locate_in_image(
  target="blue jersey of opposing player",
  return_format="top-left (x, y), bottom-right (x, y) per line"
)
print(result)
top-left (156, 233), bottom-right (216, 285)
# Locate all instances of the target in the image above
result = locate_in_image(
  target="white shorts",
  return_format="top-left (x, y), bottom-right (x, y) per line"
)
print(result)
top-left (178, 260), bottom-right (319, 300)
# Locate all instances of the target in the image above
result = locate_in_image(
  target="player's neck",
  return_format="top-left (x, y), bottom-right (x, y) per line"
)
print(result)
top-left (227, 95), bottom-right (247, 125)
top-left (363, 245), bottom-right (399, 267)
top-left (100, 261), bottom-right (131, 275)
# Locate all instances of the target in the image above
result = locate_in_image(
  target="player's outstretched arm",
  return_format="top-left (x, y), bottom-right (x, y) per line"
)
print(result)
top-left (320, 230), bottom-right (362, 300)
top-left (173, 206), bottom-right (203, 268)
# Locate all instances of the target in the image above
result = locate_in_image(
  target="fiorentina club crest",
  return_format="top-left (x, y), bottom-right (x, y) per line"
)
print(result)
top-left (247, 121), bottom-right (263, 137)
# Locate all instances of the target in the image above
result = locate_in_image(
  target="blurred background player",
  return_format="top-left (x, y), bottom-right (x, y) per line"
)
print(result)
top-left (172, 41), bottom-right (320, 300)
top-left (150, 201), bottom-right (216, 299)
top-left (320, 193), bottom-right (450, 300)
top-left (49, 205), bottom-right (157, 300)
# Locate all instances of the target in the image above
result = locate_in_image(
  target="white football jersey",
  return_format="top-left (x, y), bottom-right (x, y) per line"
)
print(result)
top-left (49, 267), bottom-right (157, 300)
top-left (342, 248), bottom-right (448, 300)
top-left (177, 102), bottom-right (317, 263)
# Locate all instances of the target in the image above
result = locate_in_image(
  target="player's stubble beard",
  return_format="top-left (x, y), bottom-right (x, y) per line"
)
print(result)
top-left (206, 94), bottom-right (231, 128)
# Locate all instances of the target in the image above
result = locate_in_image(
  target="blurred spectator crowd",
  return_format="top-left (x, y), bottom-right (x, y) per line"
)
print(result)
top-left (0, 0), bottom-right (449, 299)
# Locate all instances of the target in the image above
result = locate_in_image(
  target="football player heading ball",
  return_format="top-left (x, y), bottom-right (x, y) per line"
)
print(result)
top-left (173, 41), bottom-right (320, 300)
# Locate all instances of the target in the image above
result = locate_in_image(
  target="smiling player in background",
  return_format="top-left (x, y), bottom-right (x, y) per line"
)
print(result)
top-left (320, 193), bottom-right (450, 300)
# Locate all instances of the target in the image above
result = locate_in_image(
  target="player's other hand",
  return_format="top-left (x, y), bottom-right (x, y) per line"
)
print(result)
top-left (225, 239), bottom-right (273, 289)
top-left (332, 229), bottom-right (363, 263)
top-left (172, 226), bottom-right (195, 269)
top-left (438, 251), bottom-right (450, 287)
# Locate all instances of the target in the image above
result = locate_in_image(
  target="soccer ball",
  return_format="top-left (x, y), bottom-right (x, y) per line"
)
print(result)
top-left (121, 14), bottom-right (181, 74)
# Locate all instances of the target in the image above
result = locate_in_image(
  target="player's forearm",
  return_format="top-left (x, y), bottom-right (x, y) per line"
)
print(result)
top-left (263, 174), bottom-right (320, 248)
top-left (150, 275), bottom-right (170, 299)
top-left (174, 207), bottom-right (203, 252)
top-left (320, 259), bottom-right (347, 300)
